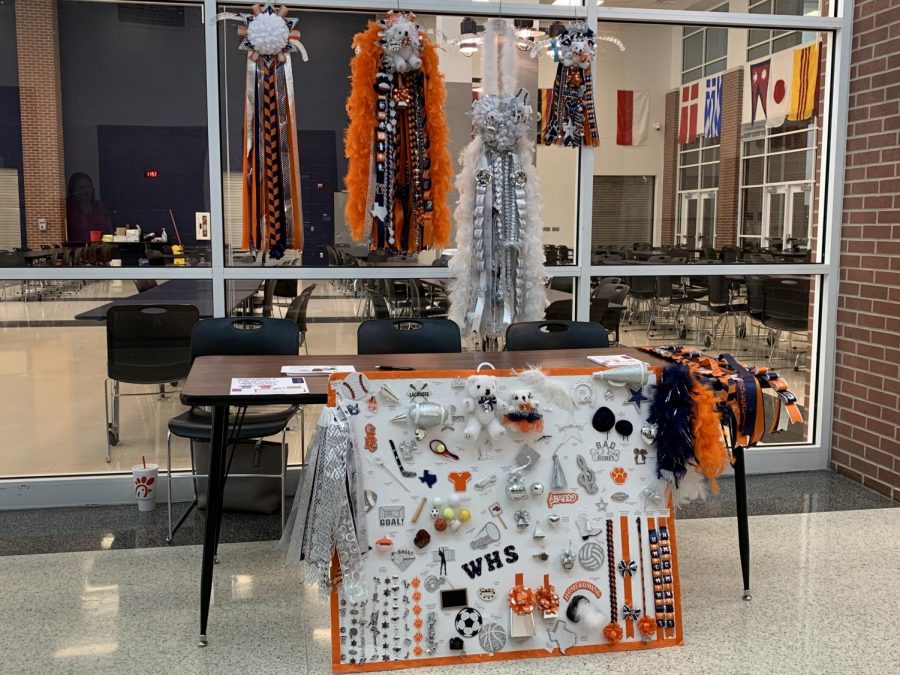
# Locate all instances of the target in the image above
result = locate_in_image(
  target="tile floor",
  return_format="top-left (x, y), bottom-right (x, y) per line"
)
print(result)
top-left (1, 506), bottom-right (896, 674)
top-left (0, 280), bottom-right (812, 479)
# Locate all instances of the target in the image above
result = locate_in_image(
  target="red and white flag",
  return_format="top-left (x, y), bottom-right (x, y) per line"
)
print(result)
top-left (616, 90), bottom-right (649, 146)
top-left (678, 82), bottom-right (700, 144)
top-left (766, 49), bottom-right (794, 128)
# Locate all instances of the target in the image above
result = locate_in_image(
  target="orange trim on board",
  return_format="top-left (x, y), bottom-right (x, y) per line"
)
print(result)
top-left (325, 366), bottom-right (682, 672)
top-left (620, 514), bottom-right (634, 639)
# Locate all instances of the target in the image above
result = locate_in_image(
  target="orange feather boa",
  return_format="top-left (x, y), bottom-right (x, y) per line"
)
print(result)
top-left (690, 379), bottom-right (730, 494)
top-left (344, 22), bottom-right (381, 245)
top-left (342, 23), bottom-right (451, 249)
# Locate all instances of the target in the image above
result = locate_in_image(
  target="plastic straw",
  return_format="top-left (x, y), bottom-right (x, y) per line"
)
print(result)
top-left (142, 455), bottom-right (147, 469)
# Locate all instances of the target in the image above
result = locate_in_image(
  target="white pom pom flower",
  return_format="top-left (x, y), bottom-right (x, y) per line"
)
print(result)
top-left (246, 11), bottom-right (289, 57)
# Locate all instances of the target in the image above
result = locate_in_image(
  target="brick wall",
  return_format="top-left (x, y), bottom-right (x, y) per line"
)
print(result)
top-left (715, 68), bottom-right (743, 247)
top-left (15, 0), bottom-right (66, 247)
top-left (661, 90), bottom-right (679, 246)
top-left (831, 0), bottom-right (900, 501)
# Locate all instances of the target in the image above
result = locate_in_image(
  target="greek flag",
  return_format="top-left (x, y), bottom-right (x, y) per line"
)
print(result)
top-left (704, 75), bottom-right (723, 139)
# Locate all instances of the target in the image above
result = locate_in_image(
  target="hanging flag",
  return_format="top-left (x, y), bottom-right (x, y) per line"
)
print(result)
top-left (616, 89), bottom-right (649, 146)
top-left (703, 75), bottom-right (723, 139)
top-left (677, 82), bottom-right (700, 144)
top-left (788, 42), bottom-right (820, 122)
top-left (749, 59), bottom-right (770, 124)
top-left (766, 49), bottom-right (794, 128)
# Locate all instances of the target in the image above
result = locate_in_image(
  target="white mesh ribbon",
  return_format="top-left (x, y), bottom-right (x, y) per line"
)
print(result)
top-left (278, 406), bottom-right (368, 602)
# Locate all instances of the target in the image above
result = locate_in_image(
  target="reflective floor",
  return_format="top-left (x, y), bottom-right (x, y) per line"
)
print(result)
top-left (0, 280), bottom-right (811, 478)
top-left (2, 506), bottom-right (896, 674)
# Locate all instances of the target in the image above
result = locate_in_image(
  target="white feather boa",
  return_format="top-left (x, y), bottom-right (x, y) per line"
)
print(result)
top-left (448, 19), bottom-right (547, 343)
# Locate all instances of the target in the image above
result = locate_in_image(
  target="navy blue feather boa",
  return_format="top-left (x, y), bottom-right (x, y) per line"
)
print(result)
top-left (649, 364), bottom-right (696, 487)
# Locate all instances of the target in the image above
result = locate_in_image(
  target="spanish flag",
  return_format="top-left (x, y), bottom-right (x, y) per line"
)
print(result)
top-left (787, 42), bottom-right (820, 122)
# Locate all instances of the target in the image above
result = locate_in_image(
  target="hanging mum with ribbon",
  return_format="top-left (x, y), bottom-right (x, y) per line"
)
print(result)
top-left (237, 3), bottom-right (307, 260)
top-left (534, 22), bottom-right (599, 148)
top-left (344, 12), bottom-right (452, 254)
top-left (449, 19), bottom-right (548, 344)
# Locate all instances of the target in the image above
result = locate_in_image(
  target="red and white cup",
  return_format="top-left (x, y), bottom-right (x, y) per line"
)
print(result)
top-left (132, 464), bottom-right (159, 512)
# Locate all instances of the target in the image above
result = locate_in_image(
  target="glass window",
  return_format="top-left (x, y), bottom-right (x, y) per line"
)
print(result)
top-left (57, 1), bottom-right (209, 265)
top-left (218, 9), bottom-right (579, 267)
top-left (0, 0), bottom-right (22, 252)
top-left (0, 278), bottom-right (214, 477)
top-left (589, 272), bottom-right (815, 444)
top-left (681, 9), bottom-right (729, 84)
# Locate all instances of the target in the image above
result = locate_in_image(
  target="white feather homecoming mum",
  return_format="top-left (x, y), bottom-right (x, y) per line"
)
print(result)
top-left (448, 19), bottom-right (548, 346)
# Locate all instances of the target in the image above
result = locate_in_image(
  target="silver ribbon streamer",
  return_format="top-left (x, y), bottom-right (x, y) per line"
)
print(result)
top-left (278, 407), bottom-right (368, 602)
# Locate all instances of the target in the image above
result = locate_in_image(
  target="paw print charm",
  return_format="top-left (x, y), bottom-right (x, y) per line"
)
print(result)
top-left (609, 466), bottom-right (628, 485)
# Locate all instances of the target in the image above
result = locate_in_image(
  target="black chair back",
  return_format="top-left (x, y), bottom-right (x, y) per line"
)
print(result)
top-left (190, 317), bottom-right (299, 362)
top-left (762, 278), bottom-right (810, 331)
top-left (133, 279), bottom-right (158, 293)
top-left (357, 319), bottom-right (461, 355)
top-left (593, 283), bottom-right (629, 305)
top-left (628, 275), bottom-right (656, 299)
top-left (106, 305), bottom-right (199, 384)
top-left (706, 276), bottom-right (730, 309)
top-left (746, 276), bottom-right (765, 320)
top-left (366, 289), bottom-right (392, 319)
top-left (505, 320), bottom-right (609, 351)
top-left (285, 283), bottom-right (317, 333)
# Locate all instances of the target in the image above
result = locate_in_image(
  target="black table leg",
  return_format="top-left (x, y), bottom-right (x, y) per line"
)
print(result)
top-left (732, 445), bottom-right (752, 601)
top-left (199, 404), bottom-right (228, 646)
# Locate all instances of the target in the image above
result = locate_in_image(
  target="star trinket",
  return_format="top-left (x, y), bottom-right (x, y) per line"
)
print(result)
top-left (626, 386), bottom-right (648, 413)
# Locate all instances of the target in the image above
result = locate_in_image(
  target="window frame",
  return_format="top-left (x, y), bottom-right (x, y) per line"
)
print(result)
top-left (0, 0), bottom-right (852, 490)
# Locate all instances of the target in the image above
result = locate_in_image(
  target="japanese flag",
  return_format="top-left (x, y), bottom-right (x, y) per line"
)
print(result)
top-left (766, 49), bottom-right (794, 128)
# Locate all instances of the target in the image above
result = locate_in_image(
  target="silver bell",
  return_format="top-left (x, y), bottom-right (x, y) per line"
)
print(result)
top-left (530, 481), bottom-right (545, 497)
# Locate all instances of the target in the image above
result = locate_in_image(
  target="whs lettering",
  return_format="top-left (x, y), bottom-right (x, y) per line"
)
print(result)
top-left (460, 545), bottom-right (519, 579)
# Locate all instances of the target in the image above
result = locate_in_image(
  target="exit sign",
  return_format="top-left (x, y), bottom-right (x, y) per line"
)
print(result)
top-left (144, 170), bottom-right (160, 179)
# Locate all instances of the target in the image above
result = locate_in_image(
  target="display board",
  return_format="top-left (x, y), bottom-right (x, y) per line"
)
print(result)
top-left (329, 366), bottom-right (682, 672)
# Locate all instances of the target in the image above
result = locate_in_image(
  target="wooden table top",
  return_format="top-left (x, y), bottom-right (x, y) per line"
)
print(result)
top-left (181, 348), bottom-right (666, 407)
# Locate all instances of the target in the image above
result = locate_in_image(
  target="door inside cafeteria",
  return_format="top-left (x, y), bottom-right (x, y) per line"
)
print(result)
top-left (677, 191), bottom-right (716, 249)
top-left (763, 183), bottom-right (811, 250)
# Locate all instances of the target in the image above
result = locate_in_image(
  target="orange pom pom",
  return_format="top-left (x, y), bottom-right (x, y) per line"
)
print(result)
top-left (637, 615), bottom-right (657, 638)
top-left (603, 621), bottom-right (624, 644)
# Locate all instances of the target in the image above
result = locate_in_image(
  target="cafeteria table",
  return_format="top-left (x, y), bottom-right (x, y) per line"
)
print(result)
top-left (74, 279), bottom-right (261, 321)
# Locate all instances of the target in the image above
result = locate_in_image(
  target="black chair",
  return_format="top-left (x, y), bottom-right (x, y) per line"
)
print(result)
top-left (365, 289), bottom-right (392, 320)
top-left (505, 320), bottom-right (609, 351)
top-left (593, 283), bottom-right (629, 305)
top-left (761, 277), bottom-right (810, 369)
top-left (648, 276), bottom-right (704, 339)
top-left (699, 276), bottom-right (749, 348)
top-left (259, 279), bottom-right (276, 317)
top-left (284, 283), bottom-right (317, 352)
top-left (357, 318), bottom-right (461, 355)
top-left (549, 277), bottom-right (574, 293)
top-left (133, 279), bottom-right (158, 293)
top-left (545, 300), bottom-right (574, 320)
top-left (625, 275), bottom-right (656, 325)
top-left (104, 305), bottom-right (200, 463)
top-left (405, 279), bottom-right (449, 318)
top-left (166, 317), bottom-right (300, 542)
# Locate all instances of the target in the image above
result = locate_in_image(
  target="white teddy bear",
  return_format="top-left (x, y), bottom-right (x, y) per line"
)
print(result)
top-left (381, 15), bottom-right (423, 73)
top-left (462, 374), bottom-right (507, 442)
